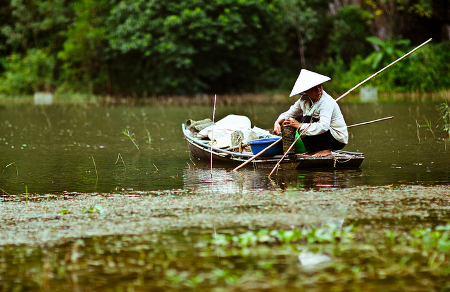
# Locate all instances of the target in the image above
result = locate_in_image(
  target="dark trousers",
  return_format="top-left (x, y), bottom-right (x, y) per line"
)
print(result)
top-left (295, 115), bottom-right (346, 152)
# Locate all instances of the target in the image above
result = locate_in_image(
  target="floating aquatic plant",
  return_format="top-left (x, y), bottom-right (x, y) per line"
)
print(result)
top-left (209, 225), bottom-right (355, 247)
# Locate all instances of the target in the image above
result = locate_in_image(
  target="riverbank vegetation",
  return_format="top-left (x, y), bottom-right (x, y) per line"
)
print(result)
top-left (1, 0), bottom-right (449, 99)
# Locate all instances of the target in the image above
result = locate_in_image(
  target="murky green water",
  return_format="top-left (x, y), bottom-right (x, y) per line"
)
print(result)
top-left (1, 99), bottom-right (449, 291)
top-left (1, 102), bottom-right (449, 195)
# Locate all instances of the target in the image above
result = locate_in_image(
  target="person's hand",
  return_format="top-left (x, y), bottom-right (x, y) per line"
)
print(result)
top-left (282, 118), bottom-right (302, 129)
top-left (273, 119), bottom-right (284, 135)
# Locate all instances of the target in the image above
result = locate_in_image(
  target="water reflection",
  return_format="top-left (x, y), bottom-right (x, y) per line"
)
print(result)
top-left (0, 103), bottom-right (449, 194)
top-left (183, 163), bottom-right (364, 193)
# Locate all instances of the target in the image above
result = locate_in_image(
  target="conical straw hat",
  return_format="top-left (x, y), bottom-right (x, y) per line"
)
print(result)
top-left (289, 69), bottom-right (331, 97)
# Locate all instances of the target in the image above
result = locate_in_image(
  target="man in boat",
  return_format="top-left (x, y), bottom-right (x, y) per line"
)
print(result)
top-left (273, 69), bottom-right (348, 155)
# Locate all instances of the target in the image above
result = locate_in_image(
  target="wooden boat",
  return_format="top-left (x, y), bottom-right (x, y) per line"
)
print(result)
top-left (182, 124), bottom-right (364, 169)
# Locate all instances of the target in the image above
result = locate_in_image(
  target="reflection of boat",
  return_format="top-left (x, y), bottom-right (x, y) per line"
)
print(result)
top-left (182, 124), bottom-right (364, 169)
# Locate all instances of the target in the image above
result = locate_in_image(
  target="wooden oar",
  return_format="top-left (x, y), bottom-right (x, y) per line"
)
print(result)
top-left (232, 138), bottom-right (282, 171)
top-left (335, 38), bottom-right (432, 102)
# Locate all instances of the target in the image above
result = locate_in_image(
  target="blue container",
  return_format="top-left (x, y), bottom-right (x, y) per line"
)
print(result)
top-left (248, 137), bottom-right (283, 156)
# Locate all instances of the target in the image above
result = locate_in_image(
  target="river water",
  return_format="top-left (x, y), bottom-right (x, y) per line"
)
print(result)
top-left (1, 100), bottom-right (450, 292)
top-left (0, 102), bottom-right (449, 195)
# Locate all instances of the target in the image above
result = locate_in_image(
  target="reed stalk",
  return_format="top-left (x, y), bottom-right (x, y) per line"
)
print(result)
top-left (3, 162), bottom-right (18, 177)
top-left (146, 129), bottom-right (152, 145)
top-left (91, 155), bottom-right (99, 184)
top-left (439, 101), bottom-right (450, 138)
top-left (115, 153), bottom-right (126, 169)
top-left (122, 129), bottom-right (140, 152)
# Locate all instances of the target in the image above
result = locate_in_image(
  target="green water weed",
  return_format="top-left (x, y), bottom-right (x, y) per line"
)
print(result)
top-left (80, 206), bottom-right (100, 213)
top-left (439, 100), bottom-right (450, 137)
top-left (210, 225), bottom-right (355, 247)
top-left (2, 162), bottom-right (18, 177)
top-left (122, 129), bottom-right (140, 152)
top-left (146, 129), bottom-right (152, 145)
top-left (115, 153), bottom-right (126, 169)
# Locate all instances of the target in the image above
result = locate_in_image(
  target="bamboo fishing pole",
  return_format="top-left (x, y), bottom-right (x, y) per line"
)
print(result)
top-left (335, 38), bottom-right (432, 102)
top-left (268, 124), bottom-right (311, 177)
top-left (210, 94), bottom-right (217, 178)
top-left (267, 116), bottom-right (394, 175)
top-left (347, 116), bottom-right (394, 128)
top-left (233, 116), bottom-right (393, 173)
top-left (232, 137), bottom-right (282, 171)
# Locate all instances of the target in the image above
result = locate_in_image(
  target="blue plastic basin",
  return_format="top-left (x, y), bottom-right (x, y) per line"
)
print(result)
top-left (248, 137), bottom-right (283, 156)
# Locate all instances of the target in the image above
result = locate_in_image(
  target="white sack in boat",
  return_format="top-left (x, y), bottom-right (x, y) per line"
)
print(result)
top-left (198, 115), bottom-right (252, 148)
top-left (198, 115), bottom-right (278, 148)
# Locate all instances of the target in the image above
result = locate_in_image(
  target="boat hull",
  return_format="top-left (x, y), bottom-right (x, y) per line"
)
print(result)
top-left (183, 124), bottom-right (364, 169)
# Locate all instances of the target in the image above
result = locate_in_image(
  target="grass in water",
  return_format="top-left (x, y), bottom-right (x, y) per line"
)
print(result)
top-left (146, 129), bottom-right (152, 146)
top-left (439, 100), bottom-right (450, 137)
top-left (3, 162), bottom-right (18, 177)
top-left (91, 155), bottom-right (99, 185)
top-left (115, 153), bottom-right (126, 169)
top-left (122, 129), bottom-right (140, 152)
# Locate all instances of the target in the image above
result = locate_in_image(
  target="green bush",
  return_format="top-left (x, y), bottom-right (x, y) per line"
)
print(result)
top-left (327, 5), bottom-right (372, 65)
top-left (326, 40), bottom-right (450, 93)
top-left (0, 48), bottom-right (55, 94)
top-left (105, 0), bottom-right (288, 95)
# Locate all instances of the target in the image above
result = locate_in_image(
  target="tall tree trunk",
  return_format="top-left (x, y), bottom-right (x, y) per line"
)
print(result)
top-left (295, 27), bottom-right (306, 67)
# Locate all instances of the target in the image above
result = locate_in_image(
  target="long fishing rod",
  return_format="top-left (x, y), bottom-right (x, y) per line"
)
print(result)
top-left (347, 116), bottom-right (394, 128)
top-left (335, 38), bottom-right (432, 102)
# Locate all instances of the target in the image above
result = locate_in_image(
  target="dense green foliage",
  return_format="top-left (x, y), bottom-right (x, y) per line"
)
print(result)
top-left (0, 0), bottom-right (448, 96)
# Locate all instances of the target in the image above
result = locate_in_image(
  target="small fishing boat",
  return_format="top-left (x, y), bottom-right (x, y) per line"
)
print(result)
top-left (182, 123), bottom-right (364, 169)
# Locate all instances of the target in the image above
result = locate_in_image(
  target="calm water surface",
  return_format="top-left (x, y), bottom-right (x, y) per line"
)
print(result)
top-left (0, 102), bottom-right (449, 194)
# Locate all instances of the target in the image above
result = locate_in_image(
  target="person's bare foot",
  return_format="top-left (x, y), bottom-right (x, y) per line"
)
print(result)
top-left (311, 149), bottom-right (332, 157)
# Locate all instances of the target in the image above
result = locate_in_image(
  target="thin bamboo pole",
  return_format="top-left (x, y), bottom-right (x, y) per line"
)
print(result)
top-left (347, 116), bottom-right (394, 128)
top-left (232, 138), bottom-right (282, 172)
top-left (335, 38), bottom-right (432, 102)
top-left (210, 94), bottom-right (217, 178)
top-left (268, 124), bottom-right (311, 177)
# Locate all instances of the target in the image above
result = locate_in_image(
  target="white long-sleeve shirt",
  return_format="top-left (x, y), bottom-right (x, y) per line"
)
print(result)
top-left (276, 91), bottom-right (348, 144)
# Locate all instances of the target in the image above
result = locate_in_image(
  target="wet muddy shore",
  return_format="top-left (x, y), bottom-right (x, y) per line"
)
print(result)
top-left (2, 185), bottom-right (449, 246)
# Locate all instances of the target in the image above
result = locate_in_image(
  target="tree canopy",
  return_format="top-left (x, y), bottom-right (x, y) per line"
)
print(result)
top-left (0, 0), bottom-right (448, 96)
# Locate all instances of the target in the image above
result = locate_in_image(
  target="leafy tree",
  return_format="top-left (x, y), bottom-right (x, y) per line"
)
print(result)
top-left (363, 36), bottom-right (410, 69)
top-left (363, 0), bottom-right (433, 40)
top-left (57, 0), bottom-right (110, 94)
top-left (106, 0), bottom-right (288, 95)
top-left (0, 48), bottom-right (55, 94)
top-left (279, 0), bottom-right (321, 67)
top-left (327, 5), bottom-right (373, 65)
top-left (0, 0), bottom-right (70, 94)
top-left (0, 0), bottom-right (70, 52)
